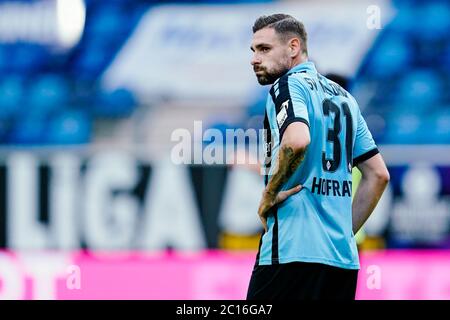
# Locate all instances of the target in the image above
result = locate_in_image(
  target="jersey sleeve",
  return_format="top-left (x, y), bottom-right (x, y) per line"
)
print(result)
top-left (353, 108), bottom-right (379, 166)
top-left (270, 75), bottom-right (310, 140)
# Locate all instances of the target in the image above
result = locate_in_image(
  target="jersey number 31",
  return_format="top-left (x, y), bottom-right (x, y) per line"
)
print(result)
top-left (322, 99), bottom-right (353, 173)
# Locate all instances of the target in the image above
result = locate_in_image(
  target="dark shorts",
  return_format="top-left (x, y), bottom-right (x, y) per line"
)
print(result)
top-left (246, 261), bottom-right (358, 300)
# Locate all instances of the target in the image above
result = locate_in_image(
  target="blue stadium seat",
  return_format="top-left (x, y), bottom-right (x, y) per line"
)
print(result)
top-left (388, 4), bottom-right (416, 35)
top-left (0, 119), bottom-right (8, 144)
top-left (71, 1), bottom-right (151, 82)
top-left (429, 110), bottom-right (450, 144)
top-left (45, 110), bottom-right (91, 145)
top-left (27, 74), bottom-right (69, 118)
top-left (10, 43), bottom-right (48, 75)
top-left (8, 116), bottom-right (46, 145)
top-left (94, 88), bottom-right (137, 118)
top-left (73, 43), bottom-right (111, 80)
top-left (416, 2), bottom-right (450, 41)
top-left (0, 76), bottom-right (24, 120)
top-left (369, 79), bottom-right (398, 107)
top-left (0, 45), bottom-right (9, 75)
top-left (397, 69), bottom-right (443, 108)
top-left (383, 112), bottom-right (423, 144)
top-left (88, 5), bottom-right (126, 39)
top-left (363, 112), bottom-right (387, 143)
top-left (443, 43), bottom-right (450, 72)
top-left (384, 110), bottom-right (450, 144)
top-left (368, 34), bottom-right (412, 79)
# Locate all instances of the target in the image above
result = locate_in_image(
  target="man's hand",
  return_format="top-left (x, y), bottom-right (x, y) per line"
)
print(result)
top-left (257, 185), bottom-right (302, 232)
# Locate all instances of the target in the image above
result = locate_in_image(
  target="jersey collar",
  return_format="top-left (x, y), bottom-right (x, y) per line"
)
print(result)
top-left (286, 61), bottom-right (317, 75)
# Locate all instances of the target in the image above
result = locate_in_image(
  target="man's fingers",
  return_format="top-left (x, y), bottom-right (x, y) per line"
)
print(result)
top-left (258, 185), bottom-right (302, 232)
top-left (275, 185), bottom-right (302, 203)
top-left (286, 184), bottom-right (303, 196)
top-left (260, 216), bottom-right (267, 233)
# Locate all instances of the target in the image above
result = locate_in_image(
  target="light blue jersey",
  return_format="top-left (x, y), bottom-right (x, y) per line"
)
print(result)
top-left (257, 61), bottom-right (379, 270)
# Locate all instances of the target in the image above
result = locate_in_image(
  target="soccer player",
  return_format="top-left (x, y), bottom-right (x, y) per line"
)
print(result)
top-left (247, 14), bottom-right (390, 300)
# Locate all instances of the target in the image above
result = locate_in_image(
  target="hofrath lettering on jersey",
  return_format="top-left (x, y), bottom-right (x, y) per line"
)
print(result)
top-left (311, 177), bottom-right (352, 197)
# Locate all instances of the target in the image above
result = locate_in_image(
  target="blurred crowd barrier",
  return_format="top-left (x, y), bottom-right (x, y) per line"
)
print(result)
top-left (0, 147), bottom-right (449, 251)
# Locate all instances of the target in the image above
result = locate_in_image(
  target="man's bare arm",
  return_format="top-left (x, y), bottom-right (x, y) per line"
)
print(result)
top-left (258, 122), bottom-right (310, 230)
top-left (352, 153), bottom-right (390, 234)
top-left (265, 141), bottom-right (305, 197)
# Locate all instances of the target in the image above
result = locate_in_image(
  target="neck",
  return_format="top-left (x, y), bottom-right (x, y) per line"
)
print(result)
top-left (289, 54), bottom-right (308, 70)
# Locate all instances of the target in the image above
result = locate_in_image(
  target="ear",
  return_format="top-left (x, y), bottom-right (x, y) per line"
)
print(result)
top-left (289, 38), bottom-right (301, 57)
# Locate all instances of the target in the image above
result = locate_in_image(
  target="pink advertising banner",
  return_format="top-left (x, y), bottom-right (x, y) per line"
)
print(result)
top-left (1, 250), bottom-right (449, 300)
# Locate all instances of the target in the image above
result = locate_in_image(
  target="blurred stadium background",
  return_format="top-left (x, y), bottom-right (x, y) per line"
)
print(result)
top-left (1, 0), bottom-right (450, 300)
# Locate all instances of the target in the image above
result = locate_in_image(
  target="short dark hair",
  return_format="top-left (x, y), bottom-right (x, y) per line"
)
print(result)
top-left (252, 14), bottom-right (308, 55)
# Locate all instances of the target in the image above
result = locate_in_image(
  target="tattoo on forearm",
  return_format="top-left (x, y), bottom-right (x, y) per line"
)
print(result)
top-left (266, 145), bottom-right (306, 194)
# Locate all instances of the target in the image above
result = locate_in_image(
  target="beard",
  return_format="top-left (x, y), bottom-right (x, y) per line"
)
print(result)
top-left (254, 64), bottom-right (290, 85)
